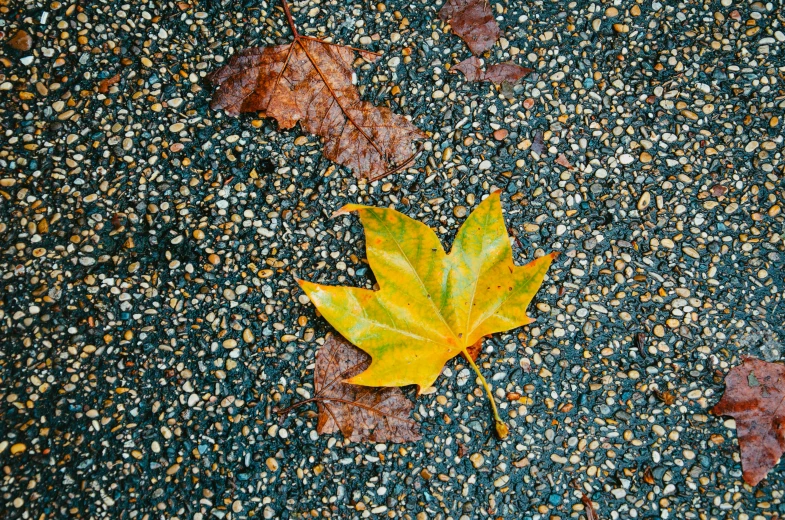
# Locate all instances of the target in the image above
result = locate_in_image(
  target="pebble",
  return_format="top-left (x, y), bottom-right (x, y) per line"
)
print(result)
top-left (469, 453), bottom-right (484, 468)
top-left (637, 192), bottom-right (651, 210)
top-left (10, 443), bottom-right (26, 455)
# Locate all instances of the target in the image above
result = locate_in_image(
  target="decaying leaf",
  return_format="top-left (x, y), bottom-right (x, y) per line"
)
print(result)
top-left (711, 357), bottom-right (785, 486)
top-left (298, 192), bottom-right (555, 437)
top-left (98, 73), bottom-right (121, 94)
top-left (453, 56), bottom-right (532, 85)
top-left (554, 153), bottom-right (573, 169)
top-left (209, 0), bottom-right (425, 181)
top-left (280, 334), bottom-right (421, 443)
top-left (531, 131), bottom-right (546, 155)
top-left (439, 0), bottom-right (500, 56)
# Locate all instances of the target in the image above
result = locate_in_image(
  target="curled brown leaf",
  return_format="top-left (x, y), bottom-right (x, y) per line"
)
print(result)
top-left (453, 56), bottom-right (532, 85)
top-left (711, 357), bottom-right (785, 486)
top-left (279, 334), bottom-right (421, 443)
top-left (439, 0), bottom-right (500, 55)
top-left (209, 1), bottom-right (424, 181)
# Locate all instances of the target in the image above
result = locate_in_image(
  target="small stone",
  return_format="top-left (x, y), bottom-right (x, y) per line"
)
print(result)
top-left (493, 129), bottom-right (508, 140)
top-left (9, 30), bottom-right (33, 51)
top-left (619, 153), bottom-right (634, 165)
top-left (10, 443), bottom-right (26, 455)
top-left (453, 205), bottom-right (467, 218)
top-left (266, 457), bottom-right (279, 471)
top-left (630, 4), bottom-right (641, 15)
top-left (469, 453), bottom-right (484, 468)
top-left (613, 23), bottom-right (630, 33)
top-left (640, 151), bottom-right (652, 163)
top-left (637, 192), bottom-right (651, 211)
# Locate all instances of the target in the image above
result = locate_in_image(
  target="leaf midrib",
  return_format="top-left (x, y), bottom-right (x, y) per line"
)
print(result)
top-left (368, 210), bottom-right (458, 344)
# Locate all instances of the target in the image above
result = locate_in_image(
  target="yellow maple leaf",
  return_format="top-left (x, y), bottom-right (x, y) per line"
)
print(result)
top-left (298, 192), bottom-right (555, 437)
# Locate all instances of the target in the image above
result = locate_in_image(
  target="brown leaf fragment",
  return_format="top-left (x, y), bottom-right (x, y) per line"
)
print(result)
top-left (452, 56), bottom-right (484, 82)
top-left (711, 357), bottom-right (785, 486)
top-left (208, 6), bottom-right (424, 181)
top-left (483, 62), bottom-right (533, 84)
top-left (555, 153), bottom-right (573, 169)
top-left (8, 29), bottom-right (33, 51)
top-left (531, 131), bottom-right (546, 155)
top-left (438, 0), bottom-right (500, 55)
top-left (98, 73), bottom-right (121, 94)
top-left (312, 334), bottom-right (421, 443)
top-left (580, 493), bottom-right (599, 520)
top-left (453, 57), bottom-right (532, 85)
top-left (464, 337), bottom-right (483, 362)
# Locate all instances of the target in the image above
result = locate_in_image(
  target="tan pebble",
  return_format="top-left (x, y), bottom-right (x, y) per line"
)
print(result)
top-left (469, 453), bottom-right (484, 468)
top-left (232, 500), bottom-right (242, 513)
top-left (294, 136), bottom-right (308, 146)
top-left (637, 191), bottom-right (651, 211)
top-left (266, 457), bottom-right (279, 471)
top-left (640, 151), bottom-right (652, 163)
top-left (630, 4), bottom-right (641, 16)
top-left (493, 129), bottom-right (508, 140)
top-left (10, 443), bottom-right (26, 455)
top-left (613, 23), bottom-right (629, 33)
top-left (243, 328), bottom-right (255, 343)
top-left (453, 205), bottom-right (467, 218)
top-left (166, 464), bottom-right (180, 475)
top-left (193, 229), bottom-right (205, 240)
top-left (653, 324), bottom-right (665, 338)
top-left (681, 109), bottom-right (698, 120)
top-left (605, 6), bottom-right (618, 16)
top-left (208, 254), bottom-right (221, 265)
top-left (769, 205), bottom-right (781, 217)
top-left (141, 56), bottom-right (153, 67)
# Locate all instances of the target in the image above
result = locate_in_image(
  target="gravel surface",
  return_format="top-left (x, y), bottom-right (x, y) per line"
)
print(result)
top-left (1, 0), bottom-right (784, 519)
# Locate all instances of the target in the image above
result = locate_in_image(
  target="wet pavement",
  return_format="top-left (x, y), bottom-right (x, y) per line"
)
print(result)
top-left (1, 0), bottom-right (784, 519)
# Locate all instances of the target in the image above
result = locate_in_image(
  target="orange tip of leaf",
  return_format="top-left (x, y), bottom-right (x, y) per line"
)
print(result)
top-left (331, 203), bottom-right (368, 218)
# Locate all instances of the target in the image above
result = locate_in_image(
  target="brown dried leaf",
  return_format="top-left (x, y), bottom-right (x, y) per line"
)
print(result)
top-left (439, 0), bottom-right (500, 56)
top-left (98, 73), bottom-right (121, 94)
top-left (208, 9), bottom-right (424, 181)
top-left (453, 57), bottom-right (532, 85)
top-left (711, 357), bottom-right (785, 486)
top-left (531, 131), bottom-right (546, 155)
top-left (555, 153), bottom-right (573, 169)
top-left (581, 493), bottom-right (599, 520)
top-left (452, 56), bottom-right (484, 82)
top-left (313, 334), bottom-right (421, 443)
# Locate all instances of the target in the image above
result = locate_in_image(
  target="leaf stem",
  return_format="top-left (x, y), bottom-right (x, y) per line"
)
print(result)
top-left (280, 0), bottom-right (299, 38)
top-left (462, 348), bottom-right (508, 439)
top-left (276, 397), bottom-right (317, 417)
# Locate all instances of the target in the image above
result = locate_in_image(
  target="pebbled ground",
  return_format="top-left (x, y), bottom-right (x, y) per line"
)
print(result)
top-left (1, 0), bottom-right (784, 519)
